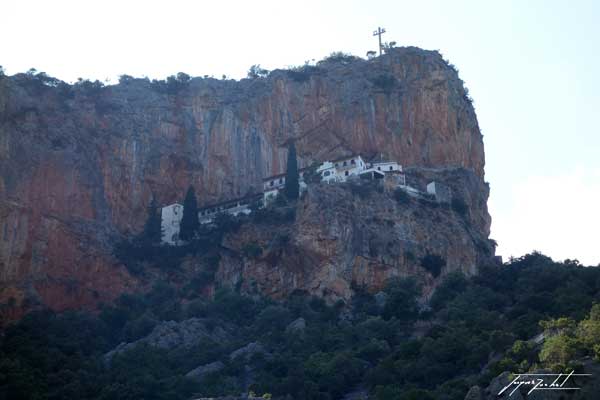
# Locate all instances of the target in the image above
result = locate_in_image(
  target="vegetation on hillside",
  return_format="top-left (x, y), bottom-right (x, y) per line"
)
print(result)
top-left (2, 252), bottom-right (600, 399)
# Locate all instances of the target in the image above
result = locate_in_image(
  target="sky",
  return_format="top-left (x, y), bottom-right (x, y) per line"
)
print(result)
top-left (2, 0), bottom-right (599, 265)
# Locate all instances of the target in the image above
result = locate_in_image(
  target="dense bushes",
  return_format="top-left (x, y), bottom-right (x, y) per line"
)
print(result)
top-left (393, 188), bottom-right (410, 204)
top-left (420, 254), bottom-right (446, 277)
top-left (150, 72), bottom-right (192, 94)
top-left (317, 52), bottom-right (362, 65)
top-left (242, 242), bottom-right (263, 259)
top-left (451, 197), bottom-right (468, 216)
top-left (348, 180), bottom-right (382, 199)
top-left (3, 253), bottom-right (600, 399)
top-left (286, 65), bottom-right (321, 83)
top-left (370, 74), bottom-right (396, 93)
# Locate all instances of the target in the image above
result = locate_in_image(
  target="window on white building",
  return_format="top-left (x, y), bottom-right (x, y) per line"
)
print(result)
top-left (389, 166), bottom-right (393, 171)
top-left (324, 171), bottom-right (330, 176)
top-left (351, 159), bottom-right (355, 165)
top-left (345, 171), bottom-right (349, 176)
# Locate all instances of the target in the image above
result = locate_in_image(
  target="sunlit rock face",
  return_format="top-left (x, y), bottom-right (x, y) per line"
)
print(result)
top-left (218, 169), bottom-right (493, 304)
top-left (0, 47), bottom-right (489, 321)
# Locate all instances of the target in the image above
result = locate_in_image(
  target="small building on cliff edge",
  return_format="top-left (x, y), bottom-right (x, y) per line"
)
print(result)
top-left (161, 203), bottom-right (184, 245)
top-left (160, 154), bottom-right (408, 244)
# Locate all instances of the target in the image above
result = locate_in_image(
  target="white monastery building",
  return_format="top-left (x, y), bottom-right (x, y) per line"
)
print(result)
top-left (262, 170), bottom-right (308, 204)
top-left (160, 154), bottom-right (412, 244)
top-left (198, 193), bottom-right (263, 224)
top-left (161, 203), bottom-right (184, 245)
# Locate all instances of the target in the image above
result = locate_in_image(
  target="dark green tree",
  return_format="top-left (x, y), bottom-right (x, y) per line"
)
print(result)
top-left (284, 142), bottom-right (299, 200)
top-left (179, 186), bottom-right (199, 241)
top-left (142, 197), bottom-right (162, 245)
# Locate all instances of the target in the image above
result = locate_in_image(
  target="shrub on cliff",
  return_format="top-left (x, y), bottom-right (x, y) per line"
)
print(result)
top-left (317, 51), bottom-right (361, 65)
top-left (251, 203), bottom-right (296, 225)
top-left (429, 272), bottom-right (468, 310)
top-left (247, 64), bottom-right (269, 79)
top-left (420, 254), bottom-right (446, 278)
top-left (150, 72), bottom-right (191, 94)
top-left (451, 197), bottom-right (468, 216)
top-left (348, 180), bottom-right (380, 199)
top-left (370, 74), bottom-right (396, 93)
top-left (242, 242), bottom-right (263, 259)
top-left (118, 74), bottom-right (135, 84)
top-left (302, 162), bottom-right (322, 184)
top-left (393, 188), bottom-right (410, 204)
top-left (382, 278), bottom-right (420, 321)
top-left (286, 64), bottom-right (321, 83)
top-left (74, 78), bottom-right (105, 97)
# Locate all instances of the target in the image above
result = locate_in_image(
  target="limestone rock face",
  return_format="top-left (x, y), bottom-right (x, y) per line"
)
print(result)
top-left (285, 317), bottom-right (306, 335)
top-left (0, 47), bottom-right (488, 321)
top-left (219, 171), bottom-right (493, 303)
top-left (103, 318), bottom-right (232, 363)
top-left (185, 361), bottom-right (225, 382)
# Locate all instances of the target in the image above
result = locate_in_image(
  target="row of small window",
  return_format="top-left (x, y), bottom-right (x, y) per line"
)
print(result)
top-left (269, 177), bottom-right (285, 187)
top-left (200, 206), bottom-right (228, 216)
top-left (323, 170), bottom-right (350, 177)
top-left (377, 166), bottom-right (395, 171)
top-left (335, 159), bottom-right (361, 167)
top-left (199, 203), bottom-right (249, 216)
top-left (267, 172), bottom-right (305, 187)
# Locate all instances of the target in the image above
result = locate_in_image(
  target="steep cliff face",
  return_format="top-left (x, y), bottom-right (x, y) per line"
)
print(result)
top-left (218, 169), bottom-right (492, 303)
top-left (0, 47), bottom-right (489, 321)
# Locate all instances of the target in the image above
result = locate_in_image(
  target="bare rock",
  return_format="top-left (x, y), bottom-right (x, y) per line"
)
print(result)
top-left (285, 317), bottom-right (306, 334)
top-left (464, 385), bottom-right (482, 400)
top-left (229, 342), bottom-right (268, 362)
top-left (104, 318), bottom-right (231, 364)
top-left (185, 361), bottom-right (225, 381)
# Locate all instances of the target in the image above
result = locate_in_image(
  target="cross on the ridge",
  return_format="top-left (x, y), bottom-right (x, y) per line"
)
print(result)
top-left (373, 27), bottom-right (386, 56)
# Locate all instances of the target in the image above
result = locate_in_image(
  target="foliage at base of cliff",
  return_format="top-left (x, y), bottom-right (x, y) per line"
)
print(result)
top-left (2, 252), bottom-right (600, 400)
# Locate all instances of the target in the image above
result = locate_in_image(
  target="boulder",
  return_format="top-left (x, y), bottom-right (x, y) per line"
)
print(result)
top-left (285, 317), bottom-right (306, 334)
top-left (185, 361), bottom-right (225, 381)
top-left (229, 342), bottom-right (268, 362)
top-left (104, 318), bottom-right (232, 364)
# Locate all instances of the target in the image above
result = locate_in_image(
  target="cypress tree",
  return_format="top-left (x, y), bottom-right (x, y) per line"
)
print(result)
top-left (180, 186), bottom-right (199, 241)
top-left (284, 141), bottom-right (299, 200)
top-left (142, 197), bottom-right (163, 245)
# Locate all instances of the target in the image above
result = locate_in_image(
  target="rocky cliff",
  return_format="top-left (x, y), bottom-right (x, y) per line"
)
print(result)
top-left (0, 47), bottom-right (489, 322)
top-left (218, 170), bottom-right (492, 303)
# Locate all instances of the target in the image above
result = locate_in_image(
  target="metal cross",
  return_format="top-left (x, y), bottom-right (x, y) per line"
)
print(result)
top-left (373, 27), bottom-right (386, 56)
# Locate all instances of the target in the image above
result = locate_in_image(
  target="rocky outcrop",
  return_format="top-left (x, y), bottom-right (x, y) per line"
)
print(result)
top-left (229, 342), bottom-right (269, 362)
top-left (0, 47), bottom-right (488, 321)
top-left (104, 318), bottom-right (232, 363)
top-left (285, 317), bottom-right (306, 335)
top-left (218, 170), bottom-right (493, 302)
top-left (185, 361), bottom-right (225, 382)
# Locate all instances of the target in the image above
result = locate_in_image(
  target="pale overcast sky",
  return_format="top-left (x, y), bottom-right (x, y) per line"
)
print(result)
top-left (2, 0), bottom-right (599, 265)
